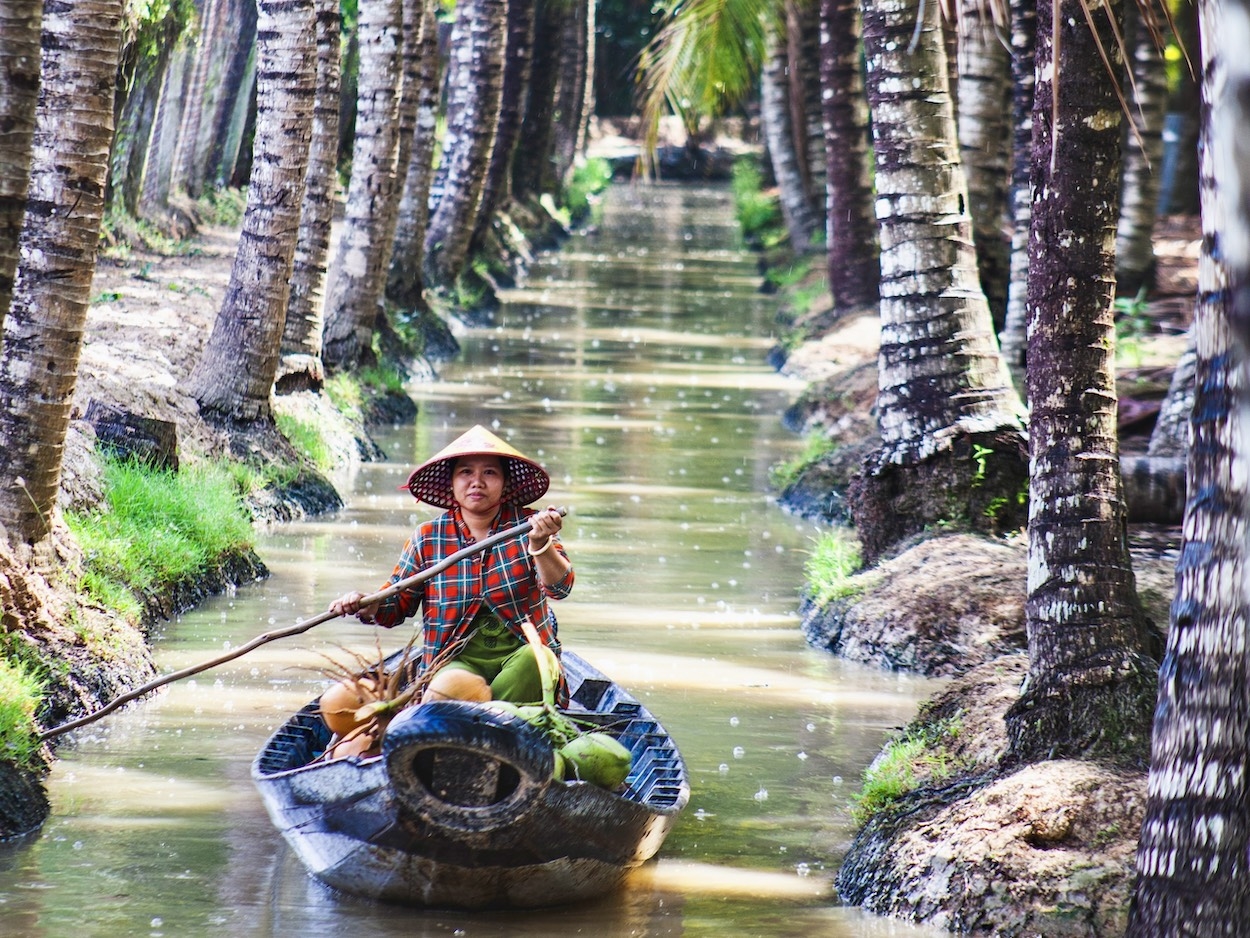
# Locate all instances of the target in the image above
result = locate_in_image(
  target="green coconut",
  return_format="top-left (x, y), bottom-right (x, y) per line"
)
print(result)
top-left (559, 732), bottom-right (633, 790)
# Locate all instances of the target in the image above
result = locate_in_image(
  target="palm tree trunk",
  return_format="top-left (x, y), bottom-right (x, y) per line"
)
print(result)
top-left (0, 0), bottom-right (41, 336)
top-left (818, 0), bottom-right (879, 315)
top-left (469, 0), bottom-right (538, 256)
top-left (512, 0), bottom-right (561, 204)
top-left (956, 0), bottom-right (1012, 327)
top-left (188, 0), bottom-right (316, 421)
top-left (549, 0), bottom-right (588, 187)
top-left (1004, 0), bottom-right (1157, 767)
top-left (423, 0), bottom-right (507, 288)
top-left (1115, 4), bottom-right (1169, 297)
top-left (850, 0), bottom-right (1027, 562)
top-left (1128, 5), bottom-right (1250, 927)
top-left (998, 0), bottom-right (1036, 381)
top-left (387, 0), bottom-right (441, 310)
top-left (0, 0), bottom-right (122, 552)
top-left (321, 0), bottom-right (404, 370)
top-left (761, 22), bottom-right (820, 253)
top-left (282, 0), bottom-right (342, 372)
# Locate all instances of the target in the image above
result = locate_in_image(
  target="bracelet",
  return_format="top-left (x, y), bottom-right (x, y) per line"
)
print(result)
top-left (528, 537), bottom-right (553, 557)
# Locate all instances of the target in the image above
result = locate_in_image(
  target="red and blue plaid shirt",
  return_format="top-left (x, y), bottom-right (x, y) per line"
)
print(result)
top-left (371, 503), bottom-right (573, 676)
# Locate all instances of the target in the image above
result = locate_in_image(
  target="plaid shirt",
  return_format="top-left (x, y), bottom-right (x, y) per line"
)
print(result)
top-left (371, 503), bottom-right (573, 675)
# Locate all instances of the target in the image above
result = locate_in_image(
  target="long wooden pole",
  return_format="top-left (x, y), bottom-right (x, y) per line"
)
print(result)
top-left (38, 509), bottom-right (565, 742)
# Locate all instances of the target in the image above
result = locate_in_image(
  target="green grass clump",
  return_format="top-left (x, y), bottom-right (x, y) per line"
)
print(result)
top-left (66, 459), bottom-right (255, 617)
top-left (770, 429), bottom-right (838, 491)
top-left (275, 413), bottom-right (333, 472)
top-left (0, 658), bottom-right (44, 768)
top-left (850, 717), bottom-right (965, 824)
top-left (731, 159), bottom-right (783, 245)
top-left (564, 157), bottom-right (613, 225)
top-left (804, 531), bottom-right (868, 607)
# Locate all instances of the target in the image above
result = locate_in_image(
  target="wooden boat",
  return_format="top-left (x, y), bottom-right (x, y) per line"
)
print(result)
top-left (251, 650), bottom-right (689, 909)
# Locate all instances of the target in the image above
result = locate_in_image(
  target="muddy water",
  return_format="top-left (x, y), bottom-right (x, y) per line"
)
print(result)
top-left (0, 184), bottom-right (943, 937)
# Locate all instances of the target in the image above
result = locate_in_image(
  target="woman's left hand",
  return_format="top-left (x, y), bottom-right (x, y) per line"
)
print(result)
top-left (528, 506), bottom-right (563, 550)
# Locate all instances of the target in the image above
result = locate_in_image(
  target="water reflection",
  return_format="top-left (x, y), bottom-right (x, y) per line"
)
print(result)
top-left (0, 183), bottom-right (944, 936)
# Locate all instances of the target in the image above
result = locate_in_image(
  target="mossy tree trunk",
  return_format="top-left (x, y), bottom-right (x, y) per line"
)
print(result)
top-left (1003, 0), bottom-right (1157, 767)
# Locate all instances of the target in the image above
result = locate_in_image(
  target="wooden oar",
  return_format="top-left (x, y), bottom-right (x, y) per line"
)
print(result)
top-left (37, 508), bottom-right (567, 742)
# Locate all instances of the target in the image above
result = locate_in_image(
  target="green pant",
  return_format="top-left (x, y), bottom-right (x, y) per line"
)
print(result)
top-left (440, 613), bottom-right (544, 704)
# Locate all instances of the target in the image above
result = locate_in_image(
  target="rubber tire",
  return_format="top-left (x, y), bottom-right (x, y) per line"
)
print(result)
top-left (383, 700), bottom-right (553, 833)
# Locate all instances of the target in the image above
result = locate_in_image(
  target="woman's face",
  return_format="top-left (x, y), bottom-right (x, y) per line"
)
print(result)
top-left (451, 455), bottom-right (506, 517)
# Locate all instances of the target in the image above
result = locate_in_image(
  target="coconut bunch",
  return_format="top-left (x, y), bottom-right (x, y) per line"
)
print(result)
top-left (486, 620), bottom-right (633, 791)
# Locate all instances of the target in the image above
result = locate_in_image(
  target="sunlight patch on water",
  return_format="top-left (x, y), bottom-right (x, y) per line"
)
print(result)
top-left (629, 859), bottom-right (827, 899)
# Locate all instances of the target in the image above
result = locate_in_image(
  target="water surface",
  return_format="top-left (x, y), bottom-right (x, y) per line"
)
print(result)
top-left (0, 183), bottom-right (943, 937)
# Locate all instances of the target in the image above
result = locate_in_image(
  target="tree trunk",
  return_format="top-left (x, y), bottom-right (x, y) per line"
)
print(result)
top-left (188, 0), bottom-right (316, 421)
top-left (387, 0), bottom-right (441, 311)
top-left (761, 22), bottom-right (821, 253)
top-left (423, 0), bottom-right (507, 289)
top-left (281, 0), bottom-right (342, 373)
top-left (818, 0), bottom-right (879, 316)
top-left (1147, 324), bottom-right (1196, 457)
top-left (321, 0), bottom-right (404, 371)
top-left (549, 0), bottom-right (588, 187)
top-left (0, 0), bottom-right (122, 553)
top-left (206, 4), bottom-right (259, 190)
top-left (1115, 3), bottom-right (1169, 297)
top-left (850, 0), bottom-right (1027, 562)
top-left (136, 32), bottom-right (194, 222)
top-left (956, 0), bottom-right (1012, 327)
top-left (1004, 0), bottom-right (1157, 767)
top-left (0, 0), bottom-right (41, 336)
top-left (512, 0), bottom-right (561, 204)
top-left (1128, 3), bottom-right (1250, 927)
top-left (998, 0), bottom-right (1036, 382)
top-left (468, 0), bottom-right (538, 257)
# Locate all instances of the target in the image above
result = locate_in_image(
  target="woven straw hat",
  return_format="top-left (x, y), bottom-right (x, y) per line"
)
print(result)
top-left (404, 425), bottom-right (550, 509)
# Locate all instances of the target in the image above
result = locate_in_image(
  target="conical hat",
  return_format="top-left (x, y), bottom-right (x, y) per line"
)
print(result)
top-left (404, 425), bottom-right (550, 509)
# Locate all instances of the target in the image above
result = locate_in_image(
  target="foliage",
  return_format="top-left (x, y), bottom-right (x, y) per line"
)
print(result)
top-left (635, 0), bottom-right (772, 173)
top-left (596, 0), bottom-right (665, 115)
top-left (731, 159), bottom-right (783, 245)
top-left (850, 717), bottom-right (967, 824)
top-left (195, 187), bottom-right (248, 228)
top-left (123, 0), bottom-right (196, 60)
top-left (100, 209), bottom-right (188, 258)
top-left (275, 413), bottom-right (334, 472)
top-left (563, 158), bottom-right (614, 225)
top-left (770, 429), bottom-right (838, 490)
top-left (65, 459), bottom-right (256, 618)
top-left (804, 531), bottom-right (870, 607)
top-left (0, 659), bottom-right (43, 769)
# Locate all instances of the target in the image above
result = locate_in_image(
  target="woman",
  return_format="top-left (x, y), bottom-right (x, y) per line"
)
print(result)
top-left (323, 425), bottom-right (572, 756)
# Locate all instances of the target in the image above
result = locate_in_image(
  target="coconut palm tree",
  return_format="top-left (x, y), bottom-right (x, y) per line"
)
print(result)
top-left (423, 0), bottom-right (508, 289)
top-left (281, 0), bottom-right (342, 383)
top-left (1127, 0), bottom-right (1250, 927)
top-left (387, 0), bottom-right (441, 311)
top-left (188, 0), bottom-right (316, 421)
top-left (761, 19), bottom-right (821, 251)
top-left (1115, 4), bottom-right (1170, 297)
top-left (818, 0), bottom-right (879, 315)
top-left (956, 0), bottom-right (1012, 326)
top-left (0, 0), bottom-right (122, 554)
top-left (512, 0), bottom-right (565, 205)
top-left (468, 0), bottom-right (539, 258)
top-left (998, 0), bottom-right (1036, 378)
top-left (849, 0), bottom-right (1027, 561)
top-left (0, 0), bottom-right (41, 336)
top-left (550, 0), bottom-right (593, 186)
top-left (1003, 0), bottom-right (1158, 766)
top-left (320, 0), bottom-right (404, 371)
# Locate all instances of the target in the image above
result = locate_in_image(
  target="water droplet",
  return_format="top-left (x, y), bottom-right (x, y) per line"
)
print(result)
top-left (797, 751), bottom-right (809, 761)
top-left (753, 787), bottom-right (768, 801)
top-left (796, 863), bottom-right (811, 877)
top-left (732, 746), bottom-right (745, 759)
top-left (718, 763), bottom-right (729, 774)
top-left (151, 918), bottom-right (163, 928)
top-left (832, 775), bottom-right (843, 785)
top-left (729, 716), bottom-right (739, 727)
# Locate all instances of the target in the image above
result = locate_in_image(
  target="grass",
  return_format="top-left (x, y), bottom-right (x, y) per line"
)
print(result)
top-left (804, 530), bottom-right (870, 607)
top-left (731, 159), bottom-right (783, 246)
top-left (770, 429), bottom-right (839, 491)
top-left (275, 413), bottom-right (334, 472)
top-left (563, 157), bottom-right (613, 225)
top-left (850, 716), bottom-right (966, 824)
top-left (65, 458), bottom-right (256, 619)
top-left (0, 658), bottom-right (44, 768)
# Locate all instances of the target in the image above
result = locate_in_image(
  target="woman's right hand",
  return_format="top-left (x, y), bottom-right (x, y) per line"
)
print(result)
top-left (329, 590), bottom-right (380, 622)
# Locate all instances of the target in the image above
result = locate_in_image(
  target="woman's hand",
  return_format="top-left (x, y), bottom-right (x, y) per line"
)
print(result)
top-left (527, 506), bottom-right (564, 552)
top-left (329, 590), bottom-right (380, 622)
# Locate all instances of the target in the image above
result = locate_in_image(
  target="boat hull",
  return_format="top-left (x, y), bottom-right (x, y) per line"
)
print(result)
top-left (252, 652), bottom-right (688, 909)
